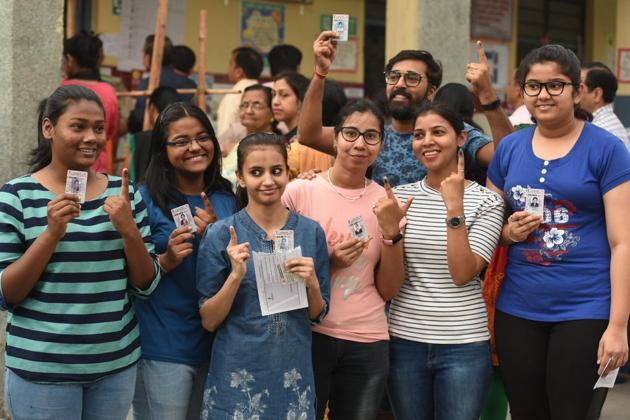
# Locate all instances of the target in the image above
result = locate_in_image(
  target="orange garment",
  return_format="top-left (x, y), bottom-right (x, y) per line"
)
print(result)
top-left (482, 245), bottom-right (509, 367)
top-left (288, 140), bottom-right (333, 179)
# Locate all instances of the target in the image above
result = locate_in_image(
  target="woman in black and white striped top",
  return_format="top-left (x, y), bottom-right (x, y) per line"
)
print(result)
top-left (387, 102), bottom-right (504, 420)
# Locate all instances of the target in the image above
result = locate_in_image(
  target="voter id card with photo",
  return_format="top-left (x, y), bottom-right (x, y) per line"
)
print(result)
top-left (273, 230), bottom-right (294, 253)
top-left (332, 14), bottom-right (349, 41)
top-left (524, 188), bottom-right (545, 217)
top-left (348, 215), bottom-right (368, 241)
top-left (65, 170), bottom-right (88, 203)
top-left (171, 204), bottom-right (196, 233)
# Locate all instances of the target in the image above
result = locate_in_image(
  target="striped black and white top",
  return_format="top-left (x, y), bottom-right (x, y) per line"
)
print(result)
top-left (390, 179), bottom-right (504, 344)
top-left (0, 175), bottom-right (160, 383)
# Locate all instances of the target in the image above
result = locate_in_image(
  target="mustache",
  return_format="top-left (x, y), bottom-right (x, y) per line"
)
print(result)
top-left (389, 88), bottom-right (413, 102)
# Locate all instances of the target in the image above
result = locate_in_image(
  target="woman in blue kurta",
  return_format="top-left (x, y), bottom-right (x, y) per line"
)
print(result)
top-left (197, 133), bottom-right (330, 420)
top-left (132, 103), bottom-right (236, 420)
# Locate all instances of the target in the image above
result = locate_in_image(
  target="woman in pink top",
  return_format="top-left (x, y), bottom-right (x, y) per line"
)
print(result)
top-left (62, 32), bottom-right (119, 173)
top-left (282, 38), bottom-right (412, 420)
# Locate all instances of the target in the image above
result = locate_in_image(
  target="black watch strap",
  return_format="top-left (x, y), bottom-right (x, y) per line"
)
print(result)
top-left (481, 98), bottom-right (501, 111)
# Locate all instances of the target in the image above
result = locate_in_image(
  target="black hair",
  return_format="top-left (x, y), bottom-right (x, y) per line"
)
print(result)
top-left (334, 99), bottom-right (385, 136)
top-left (584, 67), bottom-right (618, 104)
top-left (516, 44), bottom-right (590, 121)
top-left (29, 85), bottom-right (105, 173)
top-left (583, 61), bottom-right (613, 72)
top-left (273, 71), bottom-right (309, 102)
top-left (144, 34), bottom-right (174, 66)
top-left (232, 47), bottom-right (264, 79)
top-left (413, 101), bottom-right (465, 135)
top-left (385, 50), bottom-right (443, 90)
top-left (242, 84), bottom-right (280, 135)
top-left (150, 86), bottom-right (183, 113)
top-left (145, 102), bottom-right (234, 216)
top-left (268, 44), bottom-right (303, 77)
top-left (322, 80), bottom-right (348, 126)
top-left (63, 31), bottom-right (103, 80)
top-left (172, 45), bottom-right (196, 73)
top-left (235, 132), bottom-right (288, 210)
top-left (433, 83), bottom-right (483, 132)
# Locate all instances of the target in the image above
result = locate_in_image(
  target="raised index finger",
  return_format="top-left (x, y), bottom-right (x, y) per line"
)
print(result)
top-left (457, 149), bottom-right (465, 175)
top-left (476, 40), bottom-right (488, 65)
top-left (383, 176), bottom-right (396, 199)
top-left (120, 168), bottom-right (130, 201)
top-left (228, 225), bottom-right (238, 246)
top-left (201, 192), bottom-right (216, 219)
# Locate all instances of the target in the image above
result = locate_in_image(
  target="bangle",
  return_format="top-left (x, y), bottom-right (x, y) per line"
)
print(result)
top-left (156, 255), bottom-right (169, 274)
top-left (481, 98), bottom-right (501, 111)
top-left (313, 67), bottom-right (328, 79)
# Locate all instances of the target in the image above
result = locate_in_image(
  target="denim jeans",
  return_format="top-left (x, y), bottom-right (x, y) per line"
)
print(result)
top-left (312, 332), bottom-right (389, 420)
top-left (5, 364), bottom-right (137, 420)
top-left (132, 359), bottom-right (209, 420)
top-left (387, 337), bottom-right (492, 420)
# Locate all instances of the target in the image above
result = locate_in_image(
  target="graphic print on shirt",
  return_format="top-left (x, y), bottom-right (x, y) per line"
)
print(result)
top-left (508, 185), bottom-right (581, 265)
top-left (323, 216), bottom-right (367, 299)
top-left (201, 368), bottom-right (311, 420)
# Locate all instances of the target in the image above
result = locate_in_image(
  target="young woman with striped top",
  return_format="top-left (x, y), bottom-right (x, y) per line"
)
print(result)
top-left (0, 85), bottom-right (161, 420)
top-left (387, 102), bottom-right (504, 420)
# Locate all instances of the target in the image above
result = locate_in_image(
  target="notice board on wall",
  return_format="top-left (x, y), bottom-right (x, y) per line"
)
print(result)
top-left (471, 0), bottom-right (513, 41)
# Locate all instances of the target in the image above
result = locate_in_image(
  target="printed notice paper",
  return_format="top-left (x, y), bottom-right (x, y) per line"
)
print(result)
top-left (253, 246), bottom-right (308, 316)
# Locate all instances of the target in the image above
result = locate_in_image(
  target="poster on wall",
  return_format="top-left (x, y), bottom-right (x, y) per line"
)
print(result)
top-left (330, 38), bottom-right (358, 72)
top-left (617, 48), bottom-right (630, 83)
top-left (471, 0), bottom-right (513, 41)
top-left (116, 0), bottom-right (186, 71)
top-left (469, 41), bottom-right (509, 90)
top-left (241, 1), bottom-right (286, 54)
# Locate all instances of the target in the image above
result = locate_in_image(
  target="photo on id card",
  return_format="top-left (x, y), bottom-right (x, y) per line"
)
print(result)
top-left (524, 188), bottom-right (545, 217)
top-left (171, 204), bottom-right (197, 233)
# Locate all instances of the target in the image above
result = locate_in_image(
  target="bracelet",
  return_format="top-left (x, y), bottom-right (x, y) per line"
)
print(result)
top-left (156, 255), bottom-right (169, 274)
top-left (481, 98), bottom-right (501, 111)
top-left (313, 67), bottom-right (328, 79)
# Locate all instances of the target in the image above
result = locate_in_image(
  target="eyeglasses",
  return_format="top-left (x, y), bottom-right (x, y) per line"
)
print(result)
top-left (384, 70), bottom-right (424, 87)
top-left (337, 127), bottom-right (382, 145)
top-left (522, 80), bottom-right (574, 97)
top-left (239, 101), bottom-right (268, 111)
top-left (166, 133), bottom-right (213, 148)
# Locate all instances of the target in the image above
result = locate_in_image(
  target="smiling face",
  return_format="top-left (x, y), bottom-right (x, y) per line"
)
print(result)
top-left (165, 116), bottom-right (215, 177)
top-left (239, 89), bottom-right (273, 134)
top-left (334, 111), bottom-right (382, 171)
top-left (237, 146), bottom-right (288, 207)
top-left (386, 59), bottom-right (435, 120)
top-left (42, 99), bottom-right (106, 170)
top-left (412, 111), bottom-right (466, 173)
top-left (523, 61), bottom-right (582, 125)
top-left (271, 78), bottom-right (300, 128)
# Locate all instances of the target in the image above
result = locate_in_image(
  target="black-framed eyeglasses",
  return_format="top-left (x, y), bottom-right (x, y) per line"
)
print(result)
top-left (166, 133), bottom-right (213, 148)
top-left (239, 101), bottom-right (268, 111)
top-left (521, 80), bottom-right (575, 97)
top-left (336, 127), bottom-right (382, 145)
top-left (384, 70), bottom-right (424, 87)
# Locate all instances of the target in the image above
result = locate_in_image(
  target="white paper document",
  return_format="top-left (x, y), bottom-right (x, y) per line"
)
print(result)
top-left (594, 359), bottom-right (620, 389)
top-left (253, 246), bottom-right (308, 316)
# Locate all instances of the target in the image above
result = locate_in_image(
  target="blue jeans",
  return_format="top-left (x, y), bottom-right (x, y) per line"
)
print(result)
top-left (5, 364), bottom-right (137, 420)
top-left (387, 337), bottom-right (492, 420)
top-left (132, 359), bottom-right (209, 420)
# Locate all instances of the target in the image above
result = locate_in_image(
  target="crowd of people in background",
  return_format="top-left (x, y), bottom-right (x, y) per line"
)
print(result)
top-left (0, 25), bottom-right (629, 420)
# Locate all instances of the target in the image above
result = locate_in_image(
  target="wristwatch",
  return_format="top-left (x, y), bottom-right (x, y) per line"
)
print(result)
top-left (481, 98), bottom-right (501, 111)
top-left (446, 216), bottom-right (466, 229)
top-left (382, 232), bottom-right (403, 246)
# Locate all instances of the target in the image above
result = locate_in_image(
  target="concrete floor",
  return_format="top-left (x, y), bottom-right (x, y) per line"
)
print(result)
top-left (600, 376), bottom-right (630, 420)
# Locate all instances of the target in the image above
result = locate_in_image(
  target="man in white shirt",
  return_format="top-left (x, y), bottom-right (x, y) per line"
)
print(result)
top-left (506, 69), bottom-right (532, 127)
top-left (580, 63), bottom-right (630, 149)
top-left (216, 47), bottom-right (262, 137)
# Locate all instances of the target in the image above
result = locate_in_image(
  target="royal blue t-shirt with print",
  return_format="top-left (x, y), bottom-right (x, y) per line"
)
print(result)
top-left (488, 122), bottom-right (630, 322)
top-left (372, 122), bottom-right (491, 187)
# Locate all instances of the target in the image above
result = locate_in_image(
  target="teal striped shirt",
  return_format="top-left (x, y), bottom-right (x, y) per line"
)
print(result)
top-left (0, 175), bottom-right (160, 383)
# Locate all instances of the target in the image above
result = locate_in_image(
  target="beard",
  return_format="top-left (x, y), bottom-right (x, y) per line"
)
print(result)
top-left (387, 88), bottom-right (430, 121)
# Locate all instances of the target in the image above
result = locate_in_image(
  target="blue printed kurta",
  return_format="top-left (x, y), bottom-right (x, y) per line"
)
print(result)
top-left (197, 209), bottom-right (330, 420)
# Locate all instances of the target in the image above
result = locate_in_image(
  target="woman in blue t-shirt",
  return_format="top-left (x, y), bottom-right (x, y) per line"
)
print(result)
top-left (487, 44), bottom-right (630, 419)
top-left (133, 102), bottom-right (236, 420)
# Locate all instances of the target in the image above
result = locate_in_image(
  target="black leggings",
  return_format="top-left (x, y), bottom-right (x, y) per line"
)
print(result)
top-left (495, 310), bottom-right (607, 420)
